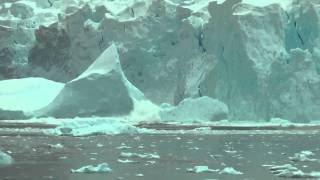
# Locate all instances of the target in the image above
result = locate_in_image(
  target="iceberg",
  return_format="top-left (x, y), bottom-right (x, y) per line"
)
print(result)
top-left (0, 77), bottom-right (63, 119)
top-left (37, 44), bottom-right (144, 118)
top-left (71, 163), bottom-right (112, 173)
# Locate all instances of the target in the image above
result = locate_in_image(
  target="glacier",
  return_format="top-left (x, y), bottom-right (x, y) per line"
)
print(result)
top-left (1, 0), bottom-right (320, 123)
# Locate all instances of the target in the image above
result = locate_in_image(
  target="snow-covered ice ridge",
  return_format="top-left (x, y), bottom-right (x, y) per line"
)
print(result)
top-left (1, 0), bottom-right (320, 122)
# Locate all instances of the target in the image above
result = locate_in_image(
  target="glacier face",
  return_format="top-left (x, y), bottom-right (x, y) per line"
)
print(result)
top-left (1, 0), bottom-right (320, 122)
top-left (200, 0), bottom-right (320, 121)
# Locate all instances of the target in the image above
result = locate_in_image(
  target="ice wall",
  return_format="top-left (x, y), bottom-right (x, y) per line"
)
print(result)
top-left (200, 0), bottom-right (320, 121)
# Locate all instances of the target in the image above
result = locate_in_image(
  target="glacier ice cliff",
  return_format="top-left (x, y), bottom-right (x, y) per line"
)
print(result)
top-left (1, 0), bottom-right (320, 122)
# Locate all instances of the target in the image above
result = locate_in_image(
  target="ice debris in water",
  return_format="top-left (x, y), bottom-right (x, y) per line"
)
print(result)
top-left (219, 167), bottom-right (243, 175)
top-left (48, 143), bottom-right (64, 149)
top-left (119, 152), bottom-right (160, 159)
top-left (269, 164), bottom-right (320, 178)
top-left (186, 166), bottom-right (219, 173)
top-left (289, 151), bottom-right (319, 162)
top-left (117, 159), bottom-right (138, 163)
top-left (71, 163), bottom-right (112, 173)
top-left (47, 117), bottom-right (142, 136)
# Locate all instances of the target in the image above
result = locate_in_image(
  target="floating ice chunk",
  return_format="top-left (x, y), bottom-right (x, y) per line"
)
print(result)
top-left (119, 152), bottom-right (139, 158)
top-left (224, 150), bottom-right (237, 154)
top-left (189, 147), bottom-right (200, 150)
top-left (71, 163), bottom-right (112, 173)
top-left (0, 150), bottom-right (13, 167)
top-left (59, 156), bottom-right (68, 160)
top-left (219, 167), bottom-right (243, 175)
top-left (116, 144), bottom-right (132, 150)
top-left (119, 152), bottom-right (160, 159)
top-left (268, 164), bottom-right (320, 178)
top-left (289, 151), bottom-right (318, 162)
top-left (300, 151), bottom-right (315, 156)
top-left (310, 172), bottom-right (320, 178)
top-left (97, 143), bottom-right (104, 147)
top-left (117, 159), bottom-right (138, 163)
top-left (187, 166), bottom-right (219, 173)
top-left (48, 143), bottom-right (64, 149)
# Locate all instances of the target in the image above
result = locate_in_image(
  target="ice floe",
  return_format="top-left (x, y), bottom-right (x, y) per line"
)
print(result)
top-left (186, 166), bottom-right (219, 173)
top-left (289, 151), bottom-right (319, 162)
top-left (219, 167), bottom-right (243, 175)
top-left (71, 163), bottom-right (112, 173)
top-left (119, 152), bottom-right (160, 159)
top-left (269, 164), bottom-right (320, 178)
